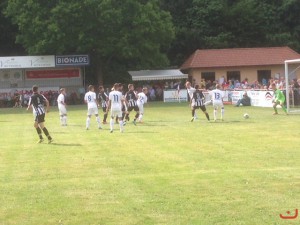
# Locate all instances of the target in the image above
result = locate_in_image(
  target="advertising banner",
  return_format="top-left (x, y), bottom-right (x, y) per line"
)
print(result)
top-left (26, 69), bottom-right (80, 79)
top-left (55, 55), bottom-right (90, 66)
top-left (163, 89), bottom-right (188, 102)
top-left (0, 56), bottom-right (55, 69)
top-left (0, 69), bottom-right (23, 82)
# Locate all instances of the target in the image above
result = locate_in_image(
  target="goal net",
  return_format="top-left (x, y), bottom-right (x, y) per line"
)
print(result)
top-left (284, 59), bottom-right (300, 113)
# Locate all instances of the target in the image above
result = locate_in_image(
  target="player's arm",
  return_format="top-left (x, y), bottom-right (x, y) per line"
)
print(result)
top-left (44, 96), bottom-right (50, 113)
top-left (26, 98), bottom-right (32, 111)
top-left (106, 99), bottom-right (111, 113)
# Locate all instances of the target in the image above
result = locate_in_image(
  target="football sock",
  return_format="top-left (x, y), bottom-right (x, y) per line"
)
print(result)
top-left (42, 127), bottom-right (52, 140)
top-left (110, 118), bottom-right (114, 130)
top-left (60, 115), bottom-right (63, 125)
top-left (192, 109), bottom-right (195, 117)
top-left (221, 108), bottom-right (224, 119)
top-left (63, 115), bottom-right (67, 125)
top-left (86, 117), bottom-right (90, 128)
top-left (273, 106), bottom-right (278, 113)
top-left (119, 119), bottom-right (123, 131)
top-left (135, 113), bottom-right (139, 120)
top-left (214, 109), bottom-right (217, 120)
top-left (36, 127), bottom-right (43, 139)
top-left (282, 105), bottom-right (287, 112)
top-left (205, 112), bottom-right (210, 121)
top-left (103, 113), bottom-right (108, 122)
top-left (96, 116), bottom-right (101, 126)
top-left (138, 113), bottom-right (143, 121)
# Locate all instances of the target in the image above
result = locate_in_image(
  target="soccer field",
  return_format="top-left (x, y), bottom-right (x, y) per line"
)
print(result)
top-left (0, 102), bottom-right (299, 225)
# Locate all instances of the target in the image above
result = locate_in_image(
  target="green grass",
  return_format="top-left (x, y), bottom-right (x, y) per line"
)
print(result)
top-left (0, 102), bottom-right (299, 225)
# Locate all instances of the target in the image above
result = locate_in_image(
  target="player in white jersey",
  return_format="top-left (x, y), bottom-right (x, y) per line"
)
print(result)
top-left (84, 85), bottom-right (102, 130)
top-left (57, 88), bottom-right (67, 126)
top-left (107, 83), bottom-right (126, 133)
top-left (210, 84), bottom-right (225, 121)
top-left (136, 87), bottom-right (148, 123)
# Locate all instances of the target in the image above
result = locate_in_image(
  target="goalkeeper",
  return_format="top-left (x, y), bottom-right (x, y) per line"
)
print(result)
top-left (271, 83), bottom-right (287, 115)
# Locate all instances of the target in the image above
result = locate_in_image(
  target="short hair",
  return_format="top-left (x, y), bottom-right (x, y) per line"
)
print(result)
top-left (88, 85), bottom-right (94, 91)
top-left (99, 85), bottom-right (104, 90)
top-left (128, 84), bottom-right (133, 89)
top-left (195, 84), bottom-right (199, 89)
top-left (60, 88), bottom-right (65, 93)
top-left (113, 83), bottom-right (119, 90)
top-left (215, 84), bottom-right (220, 89)
top-left (32, 85), bottom-right (38, 92)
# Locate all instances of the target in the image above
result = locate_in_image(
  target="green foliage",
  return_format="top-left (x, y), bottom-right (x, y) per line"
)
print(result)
top-left (5, 0), bottom-right (174, 83)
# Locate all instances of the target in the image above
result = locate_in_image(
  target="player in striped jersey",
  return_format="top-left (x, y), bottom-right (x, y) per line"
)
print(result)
top-left (98, 86), bottom-right (109, 124)
top-left (190, 85), bottom-right (210, 122)
top-left (124, 84), bottom-right (139, 125)
top-left (185, 81), bottom-right (198, 120)
top-left (210, 84), bottom-right (225, 121)
top-left (27, 85), bottom-right (53, 144)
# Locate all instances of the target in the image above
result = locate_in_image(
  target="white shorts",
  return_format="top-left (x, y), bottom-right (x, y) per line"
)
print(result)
top-left (137, 103), bottom-right (144, 114)
top-left (87, 107), bottom-right (99, 116)
top-left (58, 105), bottom-right (67, 115)
top-left (213, 101), bottom-right (224, 108)
top-left (110, 107), bottom-right (122, 118)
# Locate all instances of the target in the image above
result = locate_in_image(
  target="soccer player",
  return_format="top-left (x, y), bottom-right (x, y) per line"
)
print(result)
top-left (185, 81), bottom-right (198, 120)
top-left (84, 85), bottom-right (102, 130)
top-left (271, 83), bottom-right (287, 115)
top-left (27, 85), bottom-right (53, 144)
top-left (190, 85), bottom-right (210, 122)
top-left (98, 86), bottom-right (109, 124)
top-left (136, 87), bottom-right (148, 123)
top-left (210, 84), bottom-right (225, 121)
top-left (107, 83), bottom-right (125, 133)
top-left (57, 88), bottom-right (67, 126)
top-left (125, 84), bottom-right (139, 125)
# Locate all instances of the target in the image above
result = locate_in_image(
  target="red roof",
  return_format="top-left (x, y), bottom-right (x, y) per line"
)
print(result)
top-left (180, 47), bottom-right (300, 70)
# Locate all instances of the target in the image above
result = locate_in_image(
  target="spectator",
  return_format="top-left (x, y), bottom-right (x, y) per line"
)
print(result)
top-left (235, 92), bottom-right (251, 107)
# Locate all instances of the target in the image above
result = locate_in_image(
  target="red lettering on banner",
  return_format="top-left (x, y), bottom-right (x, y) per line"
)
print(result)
top-left (26, 69), bottom-right (80, 79)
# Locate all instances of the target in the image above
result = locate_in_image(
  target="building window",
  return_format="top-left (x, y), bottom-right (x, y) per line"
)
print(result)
top-left (201, 72), bottom-right (215, 82)
top-left (257, 70), bottom-right (271, 85)
top-left (227, 71), bottom-right (241, 82)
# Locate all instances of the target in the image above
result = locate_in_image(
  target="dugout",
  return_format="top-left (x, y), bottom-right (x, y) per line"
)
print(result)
top-left (128, 69), bottom-right (188, 101)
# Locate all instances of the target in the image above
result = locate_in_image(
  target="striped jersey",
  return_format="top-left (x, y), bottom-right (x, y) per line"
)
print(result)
top-left (125, 90), bottom-right (138, 107)
top-left (192, 90), bottom-right (205, 106)
top-left (98, 92), bottom-right (108, 108)
top-left (28, 93), bottom-right (47, 116)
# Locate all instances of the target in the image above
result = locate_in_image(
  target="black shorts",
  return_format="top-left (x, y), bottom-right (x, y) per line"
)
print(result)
top-left (128, 106), bottom-right (139, 112)
top-left (193, 105), bottom-right (206, 112)
top-left (35, 114), bottom-right (45, 123)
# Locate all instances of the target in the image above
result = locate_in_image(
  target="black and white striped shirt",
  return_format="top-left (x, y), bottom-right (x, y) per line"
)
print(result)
top-left (28, 93), bottom-right (47, 116)
top-left (192, 90), bottom-right (205, 107)
top-left (125, 90), bottom-right (138, 107)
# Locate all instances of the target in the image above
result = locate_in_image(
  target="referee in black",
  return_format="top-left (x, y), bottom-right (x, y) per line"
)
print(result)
top-left (27, 85), bottom-right (53, 144)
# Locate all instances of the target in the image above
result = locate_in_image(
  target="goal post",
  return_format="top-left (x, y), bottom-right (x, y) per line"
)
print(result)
top-left (284, 59), bottom-right (300, 113)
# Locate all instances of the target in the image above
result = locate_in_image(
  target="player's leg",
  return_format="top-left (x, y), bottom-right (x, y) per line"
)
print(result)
top-left (213, 103), bottom-right (217, 121)
top-left (102, 107), bottom-right (108, 124)
top-left (63, 113), bottom-right (67, 126)
top-left (117, 111), bottom-right (124, 132)
top-left (34, 119), bottom-right (44, 143)
top-left (138, 104), bottom-right (144, 122)
top-left (279, 100), bottom-right (287, 114)
top-left (133, 107), bottom-right (139, 125)
top-left (272, 101), bottom-right (279, 115)
top-left (110, 111), bottom-right (115, 133)
top-left (95, 114), bottom-right (102, 129)
top-left (221, 107), bottom-right (224, 121)
top-left (38, 115), bottom-right (53, 143)
top-left (201, 106), bottom-right (210, 121)
top-left (191, 106), bottom-right (195, 122)
top-left (86, 110), bottom-right (91, 129)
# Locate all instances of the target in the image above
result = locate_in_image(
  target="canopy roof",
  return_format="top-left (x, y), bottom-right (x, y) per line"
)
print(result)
top-left (128, 69), bottom-right (188, 81)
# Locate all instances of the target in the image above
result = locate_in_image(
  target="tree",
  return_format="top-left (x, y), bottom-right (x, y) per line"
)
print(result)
top-left (5, 0), bottom-right (174, 84)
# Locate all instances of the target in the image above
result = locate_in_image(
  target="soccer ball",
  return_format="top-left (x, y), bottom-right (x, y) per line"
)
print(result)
top-left (243, 113), bottom-right (249, 119)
